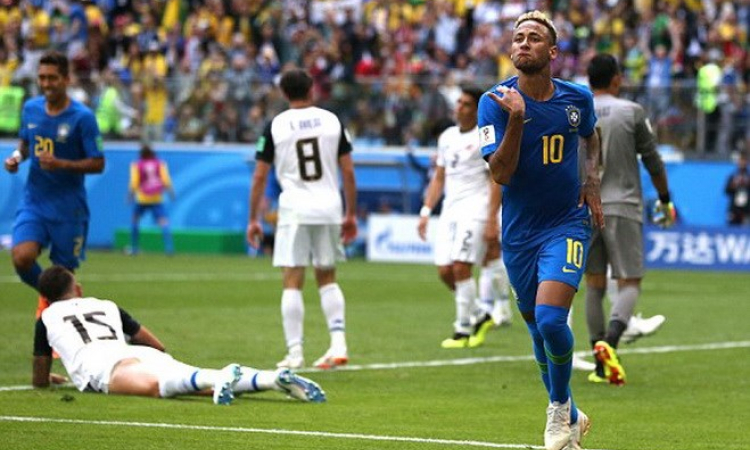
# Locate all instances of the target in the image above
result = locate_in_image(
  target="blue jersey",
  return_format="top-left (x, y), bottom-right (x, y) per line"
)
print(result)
top-left (478, 77), bottom-right (596, 251)
top-left (18, 97), bottom-right (104, 222)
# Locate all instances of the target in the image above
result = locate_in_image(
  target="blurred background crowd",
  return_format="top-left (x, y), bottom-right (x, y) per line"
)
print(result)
top-left (0, 0), bottom-right (748, 158)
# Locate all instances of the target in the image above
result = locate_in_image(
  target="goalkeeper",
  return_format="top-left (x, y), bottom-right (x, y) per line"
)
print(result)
top-left (582, 53), bottom-right (676, 385)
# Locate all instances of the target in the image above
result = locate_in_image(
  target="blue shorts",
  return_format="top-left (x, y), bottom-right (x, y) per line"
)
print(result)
top-left (503, 224), bottom-right (591, 314)
top-left (13, 209), bottom-right (88, 269)
top-left (133, 203), bottom-right (168, 222)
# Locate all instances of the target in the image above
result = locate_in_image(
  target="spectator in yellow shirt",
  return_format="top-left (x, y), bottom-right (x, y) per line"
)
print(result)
top-left (128, 144), bottom-right (175, 255)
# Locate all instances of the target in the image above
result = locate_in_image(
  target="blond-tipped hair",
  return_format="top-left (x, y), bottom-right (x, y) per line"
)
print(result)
top-left (515, 10), bottom-right (557, 45)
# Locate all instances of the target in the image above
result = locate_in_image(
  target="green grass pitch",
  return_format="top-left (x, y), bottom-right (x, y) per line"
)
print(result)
top-left (1, 251), bottom-right (748, 449)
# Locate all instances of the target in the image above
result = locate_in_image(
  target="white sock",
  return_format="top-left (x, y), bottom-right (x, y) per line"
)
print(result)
top-left (158, 362), bottom-right (213, 398)
top-left (478, 267), bottom-right (495, 314)
top-left (454, 278), bottom-right (477, 334)
top-left (234, 367), bottom-right (282, 393)
top-left (320, 283), bottom-right (346, 352)
top-left (281, 289), bottom-right (304, 350)
top-left (487, 258), bottom-right (510, 298)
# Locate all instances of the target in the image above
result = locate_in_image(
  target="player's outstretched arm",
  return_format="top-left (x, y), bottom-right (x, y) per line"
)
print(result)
top-left (32, 355), bottom-right (53, 388)
top-left (130, 325), bottom-right (166, 352)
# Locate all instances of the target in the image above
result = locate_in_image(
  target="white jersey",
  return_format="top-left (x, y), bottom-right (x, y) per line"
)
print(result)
top-left (436, 125), bottom-right (490, 221)
top-left (38, 297), bottom-right (134, 391)
top-left (257, 106), bottom-right (353, 225)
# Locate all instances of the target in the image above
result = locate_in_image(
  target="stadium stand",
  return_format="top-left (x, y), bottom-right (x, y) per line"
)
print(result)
top-left (0, 0), bottom-right (746, 157)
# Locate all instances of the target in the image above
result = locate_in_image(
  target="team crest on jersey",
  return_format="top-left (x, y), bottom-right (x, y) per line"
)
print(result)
top-left (565, 105), bottom-right (581, 128)
top-left (57, 123), bottom-right (70, 143)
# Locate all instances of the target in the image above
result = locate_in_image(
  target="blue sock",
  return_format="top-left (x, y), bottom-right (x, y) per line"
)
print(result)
top-left (536, 304), bottom-right (574, 404)
top-left (570, 395), bottom-right (578, 423)
top-left (17, 262), bottom-right (42, 290)
top-left (131, 224), bottom-right (139, 253)
top-left (162, 226), bottom-right (174, 255)
top-left (525, 320), bottom-right (551, 394)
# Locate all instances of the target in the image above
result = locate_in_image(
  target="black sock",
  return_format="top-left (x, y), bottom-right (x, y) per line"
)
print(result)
top-left (606, 320), bottom-right (628, 348)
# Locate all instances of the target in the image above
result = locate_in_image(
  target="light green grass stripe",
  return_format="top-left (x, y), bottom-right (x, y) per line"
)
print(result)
top-left (0, 415), bottom-right (566, 449)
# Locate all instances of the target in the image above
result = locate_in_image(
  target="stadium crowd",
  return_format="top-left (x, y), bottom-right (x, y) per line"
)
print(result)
top-left (0, 0), bottom-right (747, 156)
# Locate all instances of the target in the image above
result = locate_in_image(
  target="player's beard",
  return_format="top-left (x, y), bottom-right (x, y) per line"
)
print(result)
top-left (513, 54), bottom-right (550, 75)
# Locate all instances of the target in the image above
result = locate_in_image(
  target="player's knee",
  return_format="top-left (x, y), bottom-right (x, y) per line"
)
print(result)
top-left (148, 381), bottom-right (163, 398)
top-left (314, 268), bottom-right (335, 286)
top-left (452, 262), bottom-right (472, 281)
top-left (437, 266), bottom-right (453, 288)
top-left (585, 273), bottom-right (607, 289)
top-left (11, 247), bottom-right (37, 270)
top-left (535, 305), bottom-right (568, 336)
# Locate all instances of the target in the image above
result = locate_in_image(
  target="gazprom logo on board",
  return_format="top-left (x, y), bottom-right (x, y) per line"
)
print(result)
top-left (366, 214), bottom-right (435, 263)
top-left (375, 227), bottom-right (432, 254)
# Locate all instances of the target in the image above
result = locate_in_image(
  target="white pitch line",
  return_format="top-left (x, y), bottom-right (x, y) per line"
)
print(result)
top-left (296, 340), bottom-right (750, 374)
top-left (0, 416), bottom-right (616, 450)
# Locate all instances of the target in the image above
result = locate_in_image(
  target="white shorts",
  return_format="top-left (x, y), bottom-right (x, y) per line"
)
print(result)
top-left (273, 223), bottom-right (345, 268)
top-left (433, 216), bottom-right (487, 267)
top-left (71, 343), bottom-right (177, 393)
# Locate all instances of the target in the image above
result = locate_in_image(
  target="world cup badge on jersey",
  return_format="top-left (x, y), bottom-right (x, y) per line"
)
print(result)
top-left (565, 105), bottom-right (581, 128)
top-left (57, 123), bottom-right (70, 143)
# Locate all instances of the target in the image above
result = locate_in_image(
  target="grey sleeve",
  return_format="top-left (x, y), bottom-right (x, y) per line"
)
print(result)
top-left (634, 106), bottom-right (664, 177)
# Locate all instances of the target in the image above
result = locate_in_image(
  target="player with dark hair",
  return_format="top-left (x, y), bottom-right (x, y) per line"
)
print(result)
top-left (584, 53), bottom-right (673, 385)
top-left (3, 50), bottom-right (105, 318)
top-left (33, 266), bottom-right (326, 404)
top-left (478, 11), bottom-right (603, 450)
top-left (417, 86), bottom-right (508, 349)
top-left (247, 68), bottom-right (357, 370)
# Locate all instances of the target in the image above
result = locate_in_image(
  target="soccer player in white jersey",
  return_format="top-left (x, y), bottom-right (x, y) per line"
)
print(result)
top-left (247, 68), bottom-right (357, 370)
top-left (584, 53), bottom-right (674, 385)
top-left (417, 86), bottom-right (503, 349)
top-left (32, 266), bottom-right (326, 404)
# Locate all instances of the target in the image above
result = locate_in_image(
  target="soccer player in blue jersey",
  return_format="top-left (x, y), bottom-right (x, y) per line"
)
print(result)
top-left (477, 11), bottom-right (604, 450)
top-left (3, 50), bottom-right (105, 316)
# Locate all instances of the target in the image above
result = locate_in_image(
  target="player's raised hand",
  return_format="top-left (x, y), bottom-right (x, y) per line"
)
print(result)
top-left (487, 85), bottom-right (526, 119)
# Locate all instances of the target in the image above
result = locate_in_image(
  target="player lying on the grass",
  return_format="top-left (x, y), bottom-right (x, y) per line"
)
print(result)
top-left (32, 266), bottom-right (326, 405)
